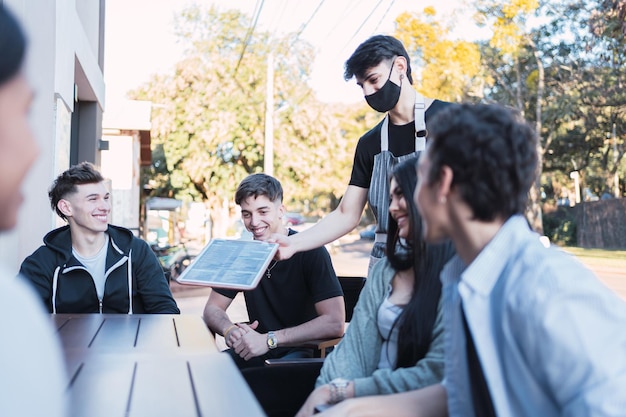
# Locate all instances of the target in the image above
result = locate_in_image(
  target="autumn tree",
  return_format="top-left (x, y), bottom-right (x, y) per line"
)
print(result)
top-left (394, 7), bottom-right (485, 102)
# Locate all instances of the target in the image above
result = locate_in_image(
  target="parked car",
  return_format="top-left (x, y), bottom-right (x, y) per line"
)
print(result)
top-left (284, 212), bottom-right (305, 227)
top-left (359, 224), bottom-right (376, 241)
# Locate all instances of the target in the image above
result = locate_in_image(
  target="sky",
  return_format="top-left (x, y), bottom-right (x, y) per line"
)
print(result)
top-left (104, 0), bottom-right (485, 105)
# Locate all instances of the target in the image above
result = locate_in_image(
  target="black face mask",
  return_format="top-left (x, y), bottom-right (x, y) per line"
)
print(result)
top-left (364, 60), bottom-right (401, 113)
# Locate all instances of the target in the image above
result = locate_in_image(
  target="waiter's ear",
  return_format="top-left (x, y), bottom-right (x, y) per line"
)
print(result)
top-left (393, 56), bottom-right (408, 78)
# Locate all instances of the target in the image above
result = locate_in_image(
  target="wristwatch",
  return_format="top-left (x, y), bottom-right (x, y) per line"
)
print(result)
top-left (266, 331), bottom-right (278, 350)
top-left (329, 378), bottom-right (350, 404)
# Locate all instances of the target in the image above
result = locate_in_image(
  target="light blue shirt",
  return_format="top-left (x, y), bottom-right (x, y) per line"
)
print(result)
top-left (441, 215), bottom-right (626, 417)
top-left (0, 267), bottom-right (68, 417)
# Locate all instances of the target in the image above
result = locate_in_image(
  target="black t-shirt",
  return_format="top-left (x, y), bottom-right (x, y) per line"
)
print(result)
top-left (215, 230), bottom-right (343, 334)
top-left (349, 100), bottom-right (450, 188)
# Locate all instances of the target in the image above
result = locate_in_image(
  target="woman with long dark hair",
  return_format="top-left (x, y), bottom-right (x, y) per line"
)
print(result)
top-left (296, 156), bottom-right (455, 416)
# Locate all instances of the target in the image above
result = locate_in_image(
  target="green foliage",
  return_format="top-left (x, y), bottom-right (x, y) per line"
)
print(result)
top-left (133, 1), bottom-right (626, 229)
top-left (395, 8), bottom-right (485, 102)
top-left (543, 207), bottom-right (577, 245)
top-left (532, 0), bottom-right (625, 196)
top-left (131, 5), bottom-right (367, 217)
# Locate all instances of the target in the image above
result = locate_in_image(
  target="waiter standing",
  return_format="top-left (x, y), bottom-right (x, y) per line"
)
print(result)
top-left (272, 35), bottom-right (450, 272)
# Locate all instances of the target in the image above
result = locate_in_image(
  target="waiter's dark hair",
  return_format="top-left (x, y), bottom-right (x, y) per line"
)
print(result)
top-left (344, 35), bottom-right (414, 84)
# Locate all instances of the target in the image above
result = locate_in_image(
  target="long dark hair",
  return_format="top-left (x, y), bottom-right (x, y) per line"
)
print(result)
top-left (386, 156), bottom-right (455, 369)
top-left (0, 5), bottom-right (26, 85)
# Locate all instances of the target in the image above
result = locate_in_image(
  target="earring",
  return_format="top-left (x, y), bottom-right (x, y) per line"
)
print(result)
top-left (439, 196), bottom-right (447, 204)
top-left (400, 74), bottom-right (404, 81)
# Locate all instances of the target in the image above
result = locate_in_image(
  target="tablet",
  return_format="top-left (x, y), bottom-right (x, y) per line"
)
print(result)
top-left (175, 238), bottom-right (279, 290)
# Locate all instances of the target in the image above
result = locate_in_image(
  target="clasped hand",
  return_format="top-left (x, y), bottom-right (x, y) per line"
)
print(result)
top-left (229, 321), bottom-right (269, 361)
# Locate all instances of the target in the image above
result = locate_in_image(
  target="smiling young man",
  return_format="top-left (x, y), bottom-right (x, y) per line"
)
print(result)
top-left (19, 162), bottom-right (179, 314)
top-left (203, 173), bottom-right (345, 369)
top-left (272, 35), bottom-right (450, 273)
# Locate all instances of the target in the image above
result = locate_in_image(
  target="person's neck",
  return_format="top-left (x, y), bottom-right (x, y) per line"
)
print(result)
top-left (450, 213), bottom-right (505, 266)
top-left (70, 227), bottom-right (107, 258)
top-left (388, 88), bottom-right (434, 126)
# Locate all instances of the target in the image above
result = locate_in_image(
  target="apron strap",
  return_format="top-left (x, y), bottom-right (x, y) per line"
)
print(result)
top-left (380, 91), bottom-right (427, 152)
top-left (381, 117), bottom-right (390, 152)
top-left (414, 92), bottom-right (427, 151)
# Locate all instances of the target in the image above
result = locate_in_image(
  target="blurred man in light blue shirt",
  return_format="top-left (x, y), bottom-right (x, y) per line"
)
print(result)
top-left (415, 103), bottom-right (626, 417)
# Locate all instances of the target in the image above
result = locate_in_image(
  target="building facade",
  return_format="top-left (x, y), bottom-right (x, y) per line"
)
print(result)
top-left (0, 0), bottom-right (106, 271)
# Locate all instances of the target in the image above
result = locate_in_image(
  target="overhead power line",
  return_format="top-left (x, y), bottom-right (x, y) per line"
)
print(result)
top-left (234, 0), bottom-right (266, 76)
top-left (294, 0), bottom-right (327, 40)
top-left (372, 0), bottom-right (397, 34)
top-left (343, 0), bottom-right (386, 48)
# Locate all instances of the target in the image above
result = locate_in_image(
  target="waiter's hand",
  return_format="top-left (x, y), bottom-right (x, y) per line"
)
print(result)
top-left (268, 233), bottom-right (296, 260)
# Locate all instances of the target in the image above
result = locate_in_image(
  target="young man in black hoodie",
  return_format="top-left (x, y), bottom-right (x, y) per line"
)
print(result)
top-left (20, 162), bottom-right (179, 314)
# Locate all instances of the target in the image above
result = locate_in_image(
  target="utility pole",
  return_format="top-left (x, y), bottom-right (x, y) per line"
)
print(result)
top-left (570, 171), bottom-right (581, 204)
top-left (613, 122), bottom-right (619, 198)
top-left (264, 53), bottom-right (274, 176)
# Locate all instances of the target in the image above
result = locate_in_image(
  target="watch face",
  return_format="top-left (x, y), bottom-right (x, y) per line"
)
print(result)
top-left (267, 332), bottom-right (278, 349)
top-left (331, 378), bottom-right (349, 388)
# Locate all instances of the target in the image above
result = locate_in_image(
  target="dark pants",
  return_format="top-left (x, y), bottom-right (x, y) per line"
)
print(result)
top-left (226, 346), bottom-right (315, 369)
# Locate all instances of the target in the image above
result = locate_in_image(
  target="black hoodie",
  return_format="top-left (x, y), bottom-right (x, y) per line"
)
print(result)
top-left (19, 224), bottom-right (179, 314)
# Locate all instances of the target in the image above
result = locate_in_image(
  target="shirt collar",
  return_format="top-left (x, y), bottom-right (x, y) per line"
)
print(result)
top-left (442, 215), bottom-right (532, 296)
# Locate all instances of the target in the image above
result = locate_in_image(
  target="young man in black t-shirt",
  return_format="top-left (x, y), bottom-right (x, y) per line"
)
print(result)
top-left (272, 35), bottom-right (449, 272)
top-left (203, 173), bottom-right (345, 368)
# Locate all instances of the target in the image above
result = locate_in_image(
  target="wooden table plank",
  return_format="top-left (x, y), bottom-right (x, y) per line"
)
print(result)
top-left (173, 314), bottom-right (219, 353)
top-left (133, 315), bottom-right (179, 350)
top-left (190, 354), bottom-right (266, 417)
top-left (68, 355), bottom-right (135, 417)
top-left (90, 316), bottom-right (140, 350)
top-left (52, 314), bottom-right (264, 416)
top-left (128, 357), bottom-right (199, 417)
top-left (55, 315), bottom-right (105, 350)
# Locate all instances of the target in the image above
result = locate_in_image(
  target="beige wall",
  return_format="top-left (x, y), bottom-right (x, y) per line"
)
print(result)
top-left (0, 0), bottom-right (105, 272)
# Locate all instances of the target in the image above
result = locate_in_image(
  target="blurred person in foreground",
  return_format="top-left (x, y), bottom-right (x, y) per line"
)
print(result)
top-left (19, 162), bottom-right (179, 314)
top-left (0, 5), bottom-right (67, 416)
top-left (296, 157), bottom-right (454, 417)
top-left (316, 103), bottom-right (626, 416)
top-left (271, 35), bottom-right (450, 273)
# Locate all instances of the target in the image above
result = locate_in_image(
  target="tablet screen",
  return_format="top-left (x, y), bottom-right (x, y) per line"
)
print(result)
top-left (175, 239), bottom-right (279, 290)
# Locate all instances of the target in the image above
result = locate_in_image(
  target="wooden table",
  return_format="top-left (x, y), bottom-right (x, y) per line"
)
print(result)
top-left (52, 314), bottom-right (265, 417)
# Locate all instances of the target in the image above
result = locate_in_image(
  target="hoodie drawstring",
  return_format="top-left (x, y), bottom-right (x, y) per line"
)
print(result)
top-left (127, 249), bottom-right (133, 314)
top-left (52, 266), bottom-right (60, 314)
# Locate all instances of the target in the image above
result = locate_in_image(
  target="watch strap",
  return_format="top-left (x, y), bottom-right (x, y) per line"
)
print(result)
top-left (329, 378), bottom-right (349, 404)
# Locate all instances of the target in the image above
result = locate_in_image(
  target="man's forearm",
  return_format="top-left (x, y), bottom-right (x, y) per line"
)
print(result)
top-left (319, 384), bottom-right (447, 417)
top-left (289, 208), bottom-right (361, 254)
top-left (274, 314), bottom-right (344, 347)
top-left (203, 306), bottom-right (234, 336)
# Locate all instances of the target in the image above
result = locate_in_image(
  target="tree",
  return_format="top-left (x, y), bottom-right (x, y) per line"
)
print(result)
top-left (471, 0), bottom-right (547, 232)
top-left (531, 0), bottom-right (625, 200)
top-left (394, 7), bottom-right (485, 102)
top-left (132, 5), bottom-right (366, 234)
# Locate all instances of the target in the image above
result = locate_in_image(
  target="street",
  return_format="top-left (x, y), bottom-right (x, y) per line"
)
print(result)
top-left (171, 234), bottom-right (372, 318)
top-left (171, 236), bottom-right (626, 323)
